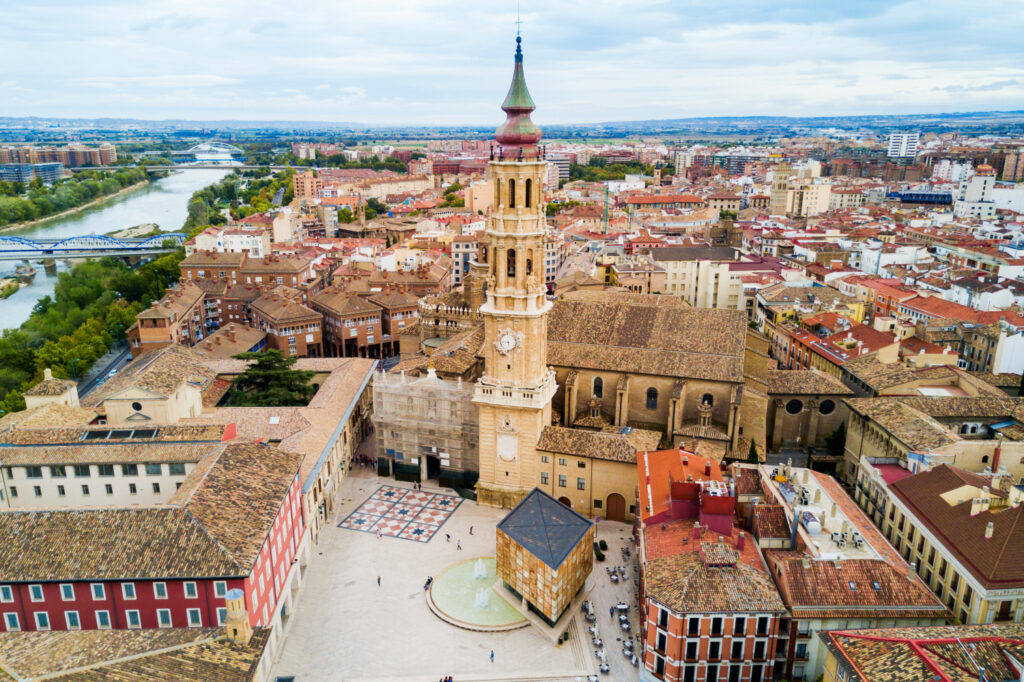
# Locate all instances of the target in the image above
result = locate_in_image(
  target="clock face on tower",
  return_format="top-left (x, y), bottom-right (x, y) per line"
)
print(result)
top-left (494, 328), bottom-right (523, 356)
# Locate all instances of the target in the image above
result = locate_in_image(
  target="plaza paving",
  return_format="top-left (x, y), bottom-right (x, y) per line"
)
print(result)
top-left (271, 465), bottom-right (641, 681)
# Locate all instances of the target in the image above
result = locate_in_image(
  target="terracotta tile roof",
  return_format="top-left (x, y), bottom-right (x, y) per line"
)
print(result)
top-left (645, 548), bottom-right (784, 614)
top-left (0, 442), bottom-right (302, 581)
top-left (22, 377), bottom-right (77, 397)
top-left (819, 623), bottom-right (1024, 682)
top-left (0, 628), bottom-right (270, 681)
top-left (845, 397), bottom-right (959, 451)
top-left (889, 465), bottom-right (1024, 589)
top-left (180, 250), bottom-right (247, 268)
top-left (752, 504), bottom-right (790, 539)
top-left (547, 296), bottom-right (747, 383)
top-left (250, 287), bottom-right (321, 323)
top-left (0, 441), bottom-right (220, 466)
top-left (82, 345), bottom-right (218, 407)
top-left (0, 404), bottom-right (98, 430)
top-left (764, 553), bottom-right (949, 620)
top-left (311, 288), bottom-right (383, 316)
top-left (537, 425), bottom-right (639, 463)
top-left (768, 369), bottom-right (853, 396)
top-left (0, 423), bottom-right (225, 446)
top-left (969, 370), bottom-right (1022, 388)
top-left (192, 324), bottom-right (266, 360)
top-left (136, 281), bottom-right (204, 320)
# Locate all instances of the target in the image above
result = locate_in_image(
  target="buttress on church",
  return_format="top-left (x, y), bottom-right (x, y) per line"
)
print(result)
top-left (372, 37), bottom-right (851, 521)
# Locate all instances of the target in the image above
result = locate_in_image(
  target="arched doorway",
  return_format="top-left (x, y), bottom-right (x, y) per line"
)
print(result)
top-left (557, 496), bottom-right (572, 508)
top-left (606, 493), bottom-right (626, 522)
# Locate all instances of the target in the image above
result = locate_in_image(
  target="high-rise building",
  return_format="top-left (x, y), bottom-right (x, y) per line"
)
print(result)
top-left (474, 37), bottom-right (557, 509)
top-left (887, 132), bottom-right (920, 158)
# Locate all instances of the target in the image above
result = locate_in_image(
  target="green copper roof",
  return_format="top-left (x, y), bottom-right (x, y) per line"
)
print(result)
top-left (501, 36), bottom-right (535, 112)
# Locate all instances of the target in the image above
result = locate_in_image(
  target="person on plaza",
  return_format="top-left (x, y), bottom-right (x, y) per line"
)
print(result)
top-left (456, 539), bottom-right (462, 550)
top-left (469, 525), bottom-right (473, 535)
top-left (490, 650), bottom-right (494, 663)
top-left (610, 606), bottom-right (615, 619)
top-left (445, 533), bottom-right (450, 542)
top-left (377, 576), bottom-right (381, 587)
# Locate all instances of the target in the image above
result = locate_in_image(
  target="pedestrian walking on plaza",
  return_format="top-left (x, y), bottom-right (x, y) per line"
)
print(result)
top-left (376, 529), bottom-right (382, 540)
top-left (446, 533), bottom-right (450, 542)
top-left (490, 650), bottom-right (494, 663)
top-left (610, 606), bottom-right (615, 619)
top-left (457, 539), bottom-right (462, 551)
top-left (469, 525), bottom-right (473, 535)
top-left (377, 576), bottom-right (381, 587)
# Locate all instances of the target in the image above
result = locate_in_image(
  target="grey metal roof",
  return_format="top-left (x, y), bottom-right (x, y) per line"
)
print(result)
top-left (496, 488), bottom-right (593, 570)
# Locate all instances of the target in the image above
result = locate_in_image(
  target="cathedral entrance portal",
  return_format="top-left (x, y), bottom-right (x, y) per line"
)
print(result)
top-left (425, 455), bottom-right (441, 480)
top-left (605, 493), bottom-right (626, 522)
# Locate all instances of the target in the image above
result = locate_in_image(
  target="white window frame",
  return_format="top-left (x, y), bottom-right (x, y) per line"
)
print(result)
top-left (125, 609), bottom-right (141, 629)
top-left (184, 581), bottom-right (198, 599)
top-left (91, 583), bottom-right (105, 600)
top-left (34, 612), bottom-right (50, 631)
top-left (29, 584), bottom-right (44, 602)
top-left (121, 583), bottom-right (136, 600)
top-left (187, 608), bottom-right (202, 627)
top-left (0, 586), bottom-right (12, 603)
top-left (217, 607), bottom-right (227, 625)
top-left (60, 583), bottom-right (74, 601)
top-left (214, 581), bottom-right (227, 598)
top-left (95, 610), bottom-right (111, 629)
top-left (157, 608), bottom-right (172, 628)
top-left (3, 612), bottom-right (19, 631)
top-left (64, 610), bottom-right (81, 630)
top-left (153, 582), bottom-right (167, 599)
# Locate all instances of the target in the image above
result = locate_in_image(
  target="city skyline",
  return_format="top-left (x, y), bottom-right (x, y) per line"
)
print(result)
top-left (3, 0), bottom-right (1024, 125)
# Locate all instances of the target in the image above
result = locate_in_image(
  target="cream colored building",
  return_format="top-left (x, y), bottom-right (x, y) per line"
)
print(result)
top-left (770, 164), bottom-right (831, 218)
top-left (465, 180), bottom-right (494, 213)
top-left (647, 246), bottom-right (743, 309)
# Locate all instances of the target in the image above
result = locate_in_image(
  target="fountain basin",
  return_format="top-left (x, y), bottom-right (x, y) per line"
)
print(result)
top-left (427, 557), bottom-right (527, 631)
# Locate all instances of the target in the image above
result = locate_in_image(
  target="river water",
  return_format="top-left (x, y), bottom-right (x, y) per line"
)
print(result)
top-left (0, 168), bottom-right (231, 330)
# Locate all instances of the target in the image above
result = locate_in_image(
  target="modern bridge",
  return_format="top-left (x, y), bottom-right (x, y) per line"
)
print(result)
top-left (0, 233), bottom-right (187, 261)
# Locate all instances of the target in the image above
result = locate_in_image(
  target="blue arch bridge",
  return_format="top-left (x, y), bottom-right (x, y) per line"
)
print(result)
top-left (0, 233), bottom-right (187, 261)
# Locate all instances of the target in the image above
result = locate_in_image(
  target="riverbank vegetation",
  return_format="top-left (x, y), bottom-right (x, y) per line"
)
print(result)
top-left (0, 167), bottom-right (149, 227)
top-left (0, 253), bottom-right (184, 414)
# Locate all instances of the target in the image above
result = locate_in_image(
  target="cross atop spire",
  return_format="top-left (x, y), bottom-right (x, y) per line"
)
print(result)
top-left (515, 0), bottom-right (522, 36)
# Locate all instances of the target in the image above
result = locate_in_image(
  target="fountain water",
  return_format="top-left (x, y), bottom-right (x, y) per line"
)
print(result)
top-left (475, 588), bottom-right (490, 608)
top-left (473, 559), bottom-right (487, 580)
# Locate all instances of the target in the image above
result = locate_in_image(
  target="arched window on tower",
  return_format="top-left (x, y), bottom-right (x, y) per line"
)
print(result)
top-left (525, 178), bottom-right (532, 208)
top-left (593, 377), bottom-right (603, 399)
top-left (507, 249), bottom-right (516, 278)
top-left (508, 179), bottom-right (516, 208)
top-left (480, 245), bottom-right (488, 264)
top-left (526, 248), bottom-right (533, 276)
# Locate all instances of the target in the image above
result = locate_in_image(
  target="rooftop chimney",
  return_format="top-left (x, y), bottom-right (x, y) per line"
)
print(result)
top-left (985, 522), bottom-right (994, 539)
top-left (43, 368), bottom-right (52, 381)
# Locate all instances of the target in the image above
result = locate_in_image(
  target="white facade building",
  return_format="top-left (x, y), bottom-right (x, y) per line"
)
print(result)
top-left (887, 133), bottom-right (920, 158)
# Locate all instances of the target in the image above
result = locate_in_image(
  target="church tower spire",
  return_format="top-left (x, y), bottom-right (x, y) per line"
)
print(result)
top-left (474, 35), bottom-right (556, 509)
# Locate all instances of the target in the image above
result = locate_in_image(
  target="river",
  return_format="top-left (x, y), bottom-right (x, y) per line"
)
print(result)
top-left (0, 168), bottom-right (232, 330)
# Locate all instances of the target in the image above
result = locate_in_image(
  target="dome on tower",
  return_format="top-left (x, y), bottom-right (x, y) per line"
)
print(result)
top-left (495, 36), bottom-right (543, 155)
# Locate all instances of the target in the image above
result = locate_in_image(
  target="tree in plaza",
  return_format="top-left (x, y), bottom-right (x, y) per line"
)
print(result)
top-left (337, 207), bottom-right (355, 223)
top-left (228, 350), bottom-right (316, 407)
top-left (824, 422), bottom-right (847, 457)
top-left (747, 438), bottom-right (759, 464)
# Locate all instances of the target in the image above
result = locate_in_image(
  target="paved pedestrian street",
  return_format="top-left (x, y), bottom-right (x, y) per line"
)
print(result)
top-left (271, 467), bottom-right (643, 681)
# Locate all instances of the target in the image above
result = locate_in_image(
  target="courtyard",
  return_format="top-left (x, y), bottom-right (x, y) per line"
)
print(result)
top-left (271, 463), bottom-right (641, 681)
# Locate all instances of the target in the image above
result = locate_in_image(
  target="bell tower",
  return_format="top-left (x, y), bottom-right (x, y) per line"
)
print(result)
top-left (474, 36), bottom-right (556, 509)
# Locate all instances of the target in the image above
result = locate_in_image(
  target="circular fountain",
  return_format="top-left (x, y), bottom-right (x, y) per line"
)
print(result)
top-left (427, 557), bottom-right (527, 631)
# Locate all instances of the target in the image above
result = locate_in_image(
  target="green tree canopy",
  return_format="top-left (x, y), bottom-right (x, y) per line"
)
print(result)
top-left (228, 350), bottom-right (316, 407)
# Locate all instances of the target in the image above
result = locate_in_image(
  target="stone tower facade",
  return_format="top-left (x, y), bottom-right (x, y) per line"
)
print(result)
top-left (475, 37), bottom-right (557, 509)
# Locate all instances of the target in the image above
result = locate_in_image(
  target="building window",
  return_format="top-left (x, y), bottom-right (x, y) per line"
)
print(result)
top-left (81, 484), bottom-right (90, 496)
top-left (702, 393), bottom-right (714, 407)
top-left (577, 477), bottom-right (585, 490)
top-left (29, 585), bottom-right (44, 602)
top-left (25, 466), bottom-right (42, 478)
top-left (64, 611), bottom-right (81, 630)
top-left (646, 387), bottom-right (658, 409)
top-left (685, 641), bottom-right (698, 660)
top-left (540, 472), bottom-right (549, 485)
top-left (126, 610), bottom-right (141, 628)
top-left (152, 483), bottom-right (161, 494)
top-left (4, 613), bottom-right (19, 631)
top-left (50, 466), bottom-right (66, 478)
top-left (731, 640), bottom-right (743, 659)
top-left (56, 484), bottom-right (66, 496)
top-left (187, 608), bottom-right (202, 627)
top-left (217, 607), bottom-right (227, 625)
top-left (34, 612), bottom-right (50, 631)
top-left (0, 586), bottom-right (11, 603)
top-left (105, 484), bottom-right (113, 495)
top-left (734, 617), bottom-right (746, 636)
top-left (91, 584), bottom-right (105, 600)
top-left (33, 486), bottom-right (41, 497)
top-left (153, 582), bottom-right (167, 599)
top-left (184, 582), bottom-right (198, 599)
top-left (7, 486), bottom-right (14, 498)
top-left (593, 499), bottom-right (602, 508)
top-left (688, 617), bottom-right (700, 635)
top-left (96, 610), bottom-right (111, 629)
top-left (121, 583), bottom-right (136, 600)
top-left (577, 461), bottom-right (586, 468)
top-left (214, 581), bottom-right (227, 598)
top-left (60, 584), bottom-right (74, 601)
top-left (711, 617), bottom-right (723, 635)
top-left (122, 464), bottom-right (138, 476)
top-left (754, 640), bottom-right (767, 659)
top-left (157, 609), bottom-right (172, 628)
top-left (593, 377), bottom-right (603, 399)
top-left (540, 455), bottom-right (549, 463)
top-left (558, 457), bottom-right (567, 466)
top-left (145, 464), bottom-right (162, 476)
top-left (129, 483), bottom-right (137, 494)
top-left (97, 464), bottom-right (114, 477)
top-left (558, 475), bottom-right (566, 488)
top-left (169, 463), bottom-right (186, 476)
top-left (73, 465), bottom-right (90, 477)
top-left (756, 616), bottom-right (769, 635)
top-left (709, 640), bottom-right (721, 660)
top-left (786, 399), bottom-right (804, 415)
top-left (819, 399), bottom-right (836, 415)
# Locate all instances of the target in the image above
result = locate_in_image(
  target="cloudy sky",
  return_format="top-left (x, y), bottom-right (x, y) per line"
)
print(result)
top-left (3, 0), bottom-right (1024, 126)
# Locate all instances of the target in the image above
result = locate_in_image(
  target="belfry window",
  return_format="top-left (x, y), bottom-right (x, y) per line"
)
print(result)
top-left (593, 377), bottom-right (603, 399)
top-left (525, 179), bottom-right (532, 208)
top-left (646, 388), bottom-right (658, 410)
top-left (507, 249), bottom-right (516, 278)
top-left (509, 179), bottom-right (516, 208)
